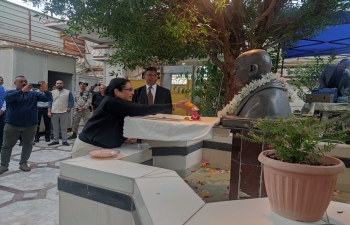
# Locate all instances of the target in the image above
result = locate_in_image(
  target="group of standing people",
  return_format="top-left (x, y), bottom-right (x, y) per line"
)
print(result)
top-left (0, 67), bottom-right (181, 171)
top-left (35, 80), bottom-right (107, 145)
top-left (0, 76), bottom-right (107, 175)
top-left (0, 76), bottom-right (52, 175)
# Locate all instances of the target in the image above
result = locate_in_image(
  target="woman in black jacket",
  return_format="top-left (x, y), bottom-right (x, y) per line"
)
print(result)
top-left (71, 78), bottom-right (195, 158)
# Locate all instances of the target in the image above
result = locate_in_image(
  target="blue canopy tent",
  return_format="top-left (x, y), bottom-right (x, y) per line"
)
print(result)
top-left (284, 12), bottom-right (350, 58)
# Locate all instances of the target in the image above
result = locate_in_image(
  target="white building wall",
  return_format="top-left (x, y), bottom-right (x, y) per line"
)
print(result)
top-left (0, 48), bottom-right (14, 90)
top-left (47, 54), bottom-right (76, 74)
top-left (104, 63), bottom-right (125, 85)
top-left (13, 48), bottom-right (47, 86)
top-left (0, 0), bottom-right (65, 50)
top-left (0, 47), bottom-right (76, 89)
top-left (85, 41), bottom-right (104, 68)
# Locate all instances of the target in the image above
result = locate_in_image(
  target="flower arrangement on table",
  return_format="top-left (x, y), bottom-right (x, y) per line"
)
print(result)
top-left (220, 73), bottom-right (294, 117)
top-left (239, 115), bottom-right (348, 165)
top-left (184, 102), bottom-right (201, 120)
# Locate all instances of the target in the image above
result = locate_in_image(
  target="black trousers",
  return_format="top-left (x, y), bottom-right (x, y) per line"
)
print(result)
top-left (0, 112), bottom-right (5, 152)
top-left (35, 108), bottom-right (51, 139)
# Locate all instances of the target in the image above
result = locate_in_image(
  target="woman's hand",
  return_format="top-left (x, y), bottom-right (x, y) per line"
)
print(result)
top-left (173, 100), bottom-right (199, 113)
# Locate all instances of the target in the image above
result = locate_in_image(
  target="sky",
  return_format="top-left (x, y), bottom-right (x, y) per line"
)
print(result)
top-left (7, 0), bottom-right (44, 12)
top-left (6, 0), bottom-right (61, 18)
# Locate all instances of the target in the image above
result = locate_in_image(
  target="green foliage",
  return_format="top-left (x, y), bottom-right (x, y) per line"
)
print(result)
top-left (267, 45), bottom-right (284, 74)
top-left (25, 0), bottom-right (350, 102)
top-left (240, 115), bottom-right (348, 165)
top-left (173, 60), bottom-right (225, 117)
top-left (288, 55), bottom-right (336, 101)
top-left (25, 0), bottom-right (349, 71)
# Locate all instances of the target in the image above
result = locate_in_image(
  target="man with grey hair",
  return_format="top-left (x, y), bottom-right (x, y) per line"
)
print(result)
top-left (0, 75), bottom-right (52, 175)
top-left (48, 80), bottom-right (74, 146)
top-left (92, 84), bottom-right (106, 113)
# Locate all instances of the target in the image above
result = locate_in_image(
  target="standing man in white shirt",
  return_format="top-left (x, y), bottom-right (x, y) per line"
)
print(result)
top-left (48, 80), bottom-right (74, 146)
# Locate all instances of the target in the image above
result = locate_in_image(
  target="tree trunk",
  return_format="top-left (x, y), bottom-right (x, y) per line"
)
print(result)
top-left (223, 66), bottom-right (235, 104)
top-left (222, 52), bottom-right (239, 104)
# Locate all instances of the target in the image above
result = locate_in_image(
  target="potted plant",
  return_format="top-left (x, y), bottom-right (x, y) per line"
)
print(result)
top-left (240, 115), bottom-right (347, 222)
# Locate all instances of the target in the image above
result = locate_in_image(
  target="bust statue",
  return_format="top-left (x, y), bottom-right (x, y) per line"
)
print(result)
top-left (233, 49), bottom-right (291, 118)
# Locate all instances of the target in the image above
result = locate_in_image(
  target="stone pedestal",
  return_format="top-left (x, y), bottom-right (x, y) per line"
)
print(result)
top-left (222, 116), bottom-right (271, 200)
top-left (229, 129), bottom-right (270, 200)
top-left (123, 115), bottom-right (220, 177)
top-left (147, 140), bottom-right (203, 177)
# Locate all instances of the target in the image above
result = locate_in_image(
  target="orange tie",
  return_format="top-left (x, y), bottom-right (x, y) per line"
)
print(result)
top-left (147, 86), bottom-right (153, 105)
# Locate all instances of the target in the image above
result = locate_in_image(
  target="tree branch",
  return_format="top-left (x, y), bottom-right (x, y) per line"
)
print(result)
top-left (251, 0), bottom-right (276, 30)
top-left (207, 50), bottom-right (224, 71)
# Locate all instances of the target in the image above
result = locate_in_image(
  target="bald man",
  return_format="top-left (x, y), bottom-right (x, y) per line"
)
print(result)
top-left (233, 49), bottom-right (291, 118)
top-left (0, 76), bottom-right (52, 175)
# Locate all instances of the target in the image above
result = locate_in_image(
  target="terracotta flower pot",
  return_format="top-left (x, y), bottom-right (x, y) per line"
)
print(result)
top-left (258, 150), bottom-right (345, 222)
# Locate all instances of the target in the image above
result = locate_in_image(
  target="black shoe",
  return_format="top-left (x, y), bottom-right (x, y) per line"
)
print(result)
top-left (50, 135), bottom-right (54, 140)
top-left (34, 138), bottom-right (39, 142)
top-left (48, 141), bottom-right (59, 146)
top-left (59, 136), bottom-right (62, 139)
top-left (62, 142), bottom-right (70, 146)
top-left (0, 166), bottom-right (9, 175)
top-left (19, 142), bottom-right (22, 146)
top-left (19, 163), bottom-right (31, 172)
top-left (45, 138), bottom-right (50, 142)
top-left (68, 133), bottom-right (77, 140)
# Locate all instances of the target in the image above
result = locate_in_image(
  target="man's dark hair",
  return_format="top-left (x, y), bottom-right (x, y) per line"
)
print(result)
top-left (144, 67), bottom-right (157, 73)
top-left (15, 75), bottom-right (25, 79)
top-left (105, 78), bottom-right (130, 97)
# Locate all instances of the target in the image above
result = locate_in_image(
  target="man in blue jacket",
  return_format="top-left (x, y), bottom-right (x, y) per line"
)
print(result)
top-left (0, 83), bottom-right (5, 153)
top-left (0, 76), bottom-right (52, 175)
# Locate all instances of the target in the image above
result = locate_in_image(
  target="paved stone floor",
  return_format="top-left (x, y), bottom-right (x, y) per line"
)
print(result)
top-left (0, 135), bottom-right (75, 225)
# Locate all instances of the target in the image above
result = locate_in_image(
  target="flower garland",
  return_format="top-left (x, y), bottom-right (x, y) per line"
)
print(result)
top-left (220, 73), bottom-right (294, 117)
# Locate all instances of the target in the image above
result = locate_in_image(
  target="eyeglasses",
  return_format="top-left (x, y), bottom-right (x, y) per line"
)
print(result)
top-left (145, 74), bottom-right (157, 77)
top-left (123, 88), bottom-right (134, 92)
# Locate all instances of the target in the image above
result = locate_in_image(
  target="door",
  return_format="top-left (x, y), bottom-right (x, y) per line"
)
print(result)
top-left (162, 66), bottom-right (193, 115)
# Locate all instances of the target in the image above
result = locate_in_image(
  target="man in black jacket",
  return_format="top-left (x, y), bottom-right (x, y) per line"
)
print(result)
top-left (92, 84), bottom-right (106, 113)
top-left (132, 67), bottom-right (172, 114)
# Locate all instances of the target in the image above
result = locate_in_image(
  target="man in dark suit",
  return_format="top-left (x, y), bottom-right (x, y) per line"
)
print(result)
top-left (132, 67), bottom-right (172, 114)
top-left (318, 58), bottom-right (350, 97)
